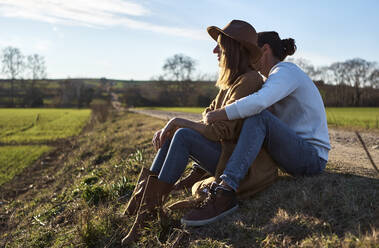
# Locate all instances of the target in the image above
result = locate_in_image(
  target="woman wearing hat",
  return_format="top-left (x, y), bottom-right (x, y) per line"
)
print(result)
top-left (184, 31), bottom-right (331, 225)
top-left (121, 20), bottom-right (278, 245)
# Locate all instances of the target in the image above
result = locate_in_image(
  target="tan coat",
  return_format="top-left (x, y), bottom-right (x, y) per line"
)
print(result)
top-left (197, 70), bottom-right (278, 199)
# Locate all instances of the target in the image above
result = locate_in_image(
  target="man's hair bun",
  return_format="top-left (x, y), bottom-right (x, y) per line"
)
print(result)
top-left (281, 38), bottom-right (296, 56)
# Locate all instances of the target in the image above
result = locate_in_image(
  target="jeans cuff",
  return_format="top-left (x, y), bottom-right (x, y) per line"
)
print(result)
top-left (219, 174), bottom-right (238, 191)
top-left (319, 158), bottom-right (327, 171)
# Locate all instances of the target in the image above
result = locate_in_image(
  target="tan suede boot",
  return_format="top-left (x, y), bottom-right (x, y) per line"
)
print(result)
top-left (123, 167), bottom-right (156, 216)
top-left (121, 175), bottom-right (173, 246)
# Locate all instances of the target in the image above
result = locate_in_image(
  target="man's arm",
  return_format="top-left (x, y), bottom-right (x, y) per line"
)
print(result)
top-left (207, 64), bottom-right (298, 122)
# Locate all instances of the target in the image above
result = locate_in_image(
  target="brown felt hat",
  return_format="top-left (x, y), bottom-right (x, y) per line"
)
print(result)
top-left (207, 20), bottom-right (262, 64)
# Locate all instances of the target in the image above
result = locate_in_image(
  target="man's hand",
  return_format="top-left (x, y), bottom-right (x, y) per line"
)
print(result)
top-left (204, 108), bottom-right (228, 124)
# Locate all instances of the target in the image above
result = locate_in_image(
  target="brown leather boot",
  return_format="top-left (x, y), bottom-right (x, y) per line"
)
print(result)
top-left (121, 175), bottom-right (173, 246)
top-left (165, 196), bottom-right (205, 211)
top-left (166, 179), bottom-right (210, 211)
top-left (180, 182), bottom-right (238, 226)
top-left (123, 167), bottom-right (156, 216)
top-left (172, 165), bottom-right (208, 192)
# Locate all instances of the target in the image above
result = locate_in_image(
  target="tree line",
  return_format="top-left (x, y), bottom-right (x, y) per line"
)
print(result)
top-left (0, 46), bottom-right (100, 108)
top-left (287, 57), bottom-right (379, 106)
top-left (1, 47), bottom-right (378, 108)
top-left (139, 54), bottom-right (379, 107)
top-left (0, 46), bottom-right (47, 107)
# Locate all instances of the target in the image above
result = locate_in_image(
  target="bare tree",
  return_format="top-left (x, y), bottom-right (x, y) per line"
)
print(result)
top-left (1, 47), bottom-right (25, 106)
top-left (327, 58), bottom-right (377, 106)
top-left (27, 54), bottom-right (47, 80)
top-left (287, 58), bottom-right (321, 80)
top-left (24, 54), bottom-right (47, 107)
top-left (369, 69), bottom-right (379, 89)
top-left (321, 62), bottom-right (350, 106)
top-left (162, 54), bottom-right (196, 81)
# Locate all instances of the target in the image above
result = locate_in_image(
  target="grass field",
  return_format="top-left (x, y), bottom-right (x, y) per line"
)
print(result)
top-left (136, 107), bottom-right (379, 129)
top-left (1, 111), bottom-right (377, 247)
top-left (326, 107), bottom-right (379, 129)
top-left (0, 108), bottom-right (92, 186)
top-left (0, 145), bottom-right (52, 185)
top-left (0, 108), bottom-right (91, 143)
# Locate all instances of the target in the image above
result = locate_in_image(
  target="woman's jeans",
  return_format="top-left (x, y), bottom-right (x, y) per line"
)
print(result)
top-left (220, 110), bottom-right (327, 191)
top-left (150, 128), bottom-right (222, 184)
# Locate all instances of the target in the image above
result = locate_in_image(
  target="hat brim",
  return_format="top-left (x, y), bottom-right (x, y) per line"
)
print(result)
top-left (207, 26), bottom-right (262, 64)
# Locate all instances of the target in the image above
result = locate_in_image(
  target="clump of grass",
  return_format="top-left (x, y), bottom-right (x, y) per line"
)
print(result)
top-left (33, 203), bottom-right (66, 225)
top-left (78, 210), bottom-right (113, 247)
top-left (131, 149), bottom-right (144, 163)
top-left (188, 239), bottom-right (231, 248)
top-left (93, 152), bottom-right (113, 165)
top-left (29, 230), bottom-right (55, 248)
top-left (81, 185), bottom-right (109, 205)
top-left (83, 175), bottom-right (99, 185)
top-left (110, 176), bottom-right (134, 199)
top-left (124, 149), bottom-right (145, 168)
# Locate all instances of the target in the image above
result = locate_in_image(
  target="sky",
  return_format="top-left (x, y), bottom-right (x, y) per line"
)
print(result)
top-left (0, 0), bottom-right (378, 80)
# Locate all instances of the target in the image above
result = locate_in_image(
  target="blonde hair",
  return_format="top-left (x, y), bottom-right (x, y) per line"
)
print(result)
top-left (216, 34), bottom-right (251, 89)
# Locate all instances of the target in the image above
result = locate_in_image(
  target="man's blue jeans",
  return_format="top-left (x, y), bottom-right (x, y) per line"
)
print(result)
top-left (220, 110), bottom-right (327, 191)
top-left (150, 128), bottom-right (221, 184)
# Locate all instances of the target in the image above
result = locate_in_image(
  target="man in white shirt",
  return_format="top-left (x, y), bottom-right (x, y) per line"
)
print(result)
top-left (181, 31), bottom-right (330, 226)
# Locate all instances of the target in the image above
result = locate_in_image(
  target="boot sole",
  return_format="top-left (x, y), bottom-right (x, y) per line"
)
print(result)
top-left (180, 205), bottom-right (238, 226)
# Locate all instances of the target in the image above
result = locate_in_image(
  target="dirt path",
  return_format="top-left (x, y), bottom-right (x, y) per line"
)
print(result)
top-left (129, 108), bottom-right (379, 173)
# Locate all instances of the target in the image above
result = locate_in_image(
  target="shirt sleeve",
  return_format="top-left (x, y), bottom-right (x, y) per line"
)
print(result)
top-left (225, 64), bottom-right (299, 120)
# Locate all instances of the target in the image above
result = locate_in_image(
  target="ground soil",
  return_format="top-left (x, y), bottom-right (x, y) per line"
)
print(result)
top-left (129, 108), bottom-right (379, 174)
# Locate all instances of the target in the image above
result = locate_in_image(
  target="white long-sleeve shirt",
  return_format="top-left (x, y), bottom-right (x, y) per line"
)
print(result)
top-left (225, 62), bottom-right (330, 161)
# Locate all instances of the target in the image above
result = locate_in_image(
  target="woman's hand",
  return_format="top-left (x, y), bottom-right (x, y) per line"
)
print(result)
top-left (152, 129), bottom-right (163, 151)
top-left (158, 118), bottom-right (180, 148)
top-left (204, 108), bottom-right (228, 124)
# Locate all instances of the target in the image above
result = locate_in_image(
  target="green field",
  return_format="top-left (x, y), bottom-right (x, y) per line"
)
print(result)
top-left (326, 107), bottom-right (379, 129)
top-left (136, 107), bottom-right (379, 129)
top-left (0, 108), bottom-right (92, 185)
top-left (0, 108), bottom-right (92, 143)
top-left (0, 145), bottom-right (52, 185)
